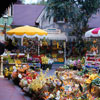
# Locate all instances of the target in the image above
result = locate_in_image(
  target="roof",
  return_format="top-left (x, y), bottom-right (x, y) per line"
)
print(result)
top-left (88, 10), bottom-right (100, 28)
top-left (12, 4), bottom-right (45, 26)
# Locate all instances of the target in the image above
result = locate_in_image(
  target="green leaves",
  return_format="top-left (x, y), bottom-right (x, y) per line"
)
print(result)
top-left (46, 0), bottom-right (100, 37)
top-left (91, 78), bottom-right (100, 86)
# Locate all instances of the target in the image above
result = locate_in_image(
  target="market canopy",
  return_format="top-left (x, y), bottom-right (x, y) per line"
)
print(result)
top-left (85, 27), bottom-right (100, 38)
top-left (44, 28), bottom-right (67, 41)
top-left (6, 25), bottom-right (48, 39)
top-left (47, 33), bottom-right (67, 41)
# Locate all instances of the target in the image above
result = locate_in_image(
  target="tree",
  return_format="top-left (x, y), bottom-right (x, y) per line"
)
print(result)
top-left (46, 0), bottom-right (100, 38)
top-left (46, 0), bottom-right (100, 56)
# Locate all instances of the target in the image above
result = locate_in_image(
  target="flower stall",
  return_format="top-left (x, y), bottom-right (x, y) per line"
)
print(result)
top-left (4, 25), bottom-right (49, 70)
top-left (3, 42), bottom-right (100, 100)
top-left (41, 55), bottom-right (54, 70)
top-left (85, 28), bottom-right (100, 68)
top-left (6, 25), bottom-right (48, 55)
top-left (3, 60), bottom-right (100, 100)
top-left (41, 28), bottom-right (67, 64)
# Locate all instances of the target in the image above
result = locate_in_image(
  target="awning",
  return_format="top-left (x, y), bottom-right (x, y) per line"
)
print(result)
top-left (46, 33), bottom-right (67, 41)
top-left (6, 25), bottom-right (48, 39)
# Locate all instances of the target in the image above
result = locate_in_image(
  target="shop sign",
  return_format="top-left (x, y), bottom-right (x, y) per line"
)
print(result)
top-left (44, 28), bottom-right (61, 34)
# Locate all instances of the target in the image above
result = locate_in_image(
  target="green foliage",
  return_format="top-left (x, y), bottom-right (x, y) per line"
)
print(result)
top-left (39, 0), bottom-right (47, 5)
top-left (66, 40), bottom-right (92, 57)
top-left (91, 78), bottom-right (100, 86)
top-left (33, 0), bottom-right (47, 5)
top-left (46, 0), bottom-right (100, 37)
top-left (77, 67), bottom-right (89, 76)
top-left (21, 0), bottom-right (25, 4)
top-left (63, 65), bottom-right (69, 69)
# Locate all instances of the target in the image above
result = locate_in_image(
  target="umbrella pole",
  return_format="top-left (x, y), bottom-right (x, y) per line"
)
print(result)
top-left (38, 38), bottom-right (40, 56)
top-left (21, 38), bottom-right (23, 46)
top-left (64, 40), bottom-right (66, 65)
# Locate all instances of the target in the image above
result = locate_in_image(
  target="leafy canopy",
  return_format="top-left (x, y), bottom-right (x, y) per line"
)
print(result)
top-left (46, 0), bottom-right (100, 35)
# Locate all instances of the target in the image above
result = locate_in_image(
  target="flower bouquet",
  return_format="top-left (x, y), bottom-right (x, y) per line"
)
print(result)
top-left (19, 70), bottom-right (38, 95)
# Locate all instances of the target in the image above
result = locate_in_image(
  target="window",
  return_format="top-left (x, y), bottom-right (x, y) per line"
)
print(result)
top-left (54, 17), bottom-right (66, 23)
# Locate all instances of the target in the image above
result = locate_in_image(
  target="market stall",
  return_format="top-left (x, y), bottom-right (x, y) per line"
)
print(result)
top-left (6, 25), bottom-right (48, 54)
top-left (2, 27), bottom-right (100, 100)
top-left (41, 28), bottom-right (67, 64)
top-left (85, 27), bottom-right (100, 68)
top-left (3, 59), bottom-right (100, 100)
top-left (4, 25), bottom-right (49, 70)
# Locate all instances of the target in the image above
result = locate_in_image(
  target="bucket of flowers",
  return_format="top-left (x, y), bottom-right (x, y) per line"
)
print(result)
top-left (19, 70), bottom-right (39, 95)
top-left (28, 69), bottom-right (65, 100)
top-left (11, 64), bottom-right (30, 85)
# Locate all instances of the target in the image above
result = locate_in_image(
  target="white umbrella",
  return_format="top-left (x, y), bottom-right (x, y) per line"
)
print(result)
top-left (85, 28), bottom-right (100, 38)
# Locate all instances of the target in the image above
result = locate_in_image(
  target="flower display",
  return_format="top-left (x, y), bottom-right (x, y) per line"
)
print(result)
top-left (27, 57), bottom-right (33, 62)
top-left (91, 46), bottom-right (98, 52)
top-left (41, 56), bottom-right (49, 64)
top-left (86, 74), bottom-right (99, 84)
top-left (29, 69), bottom-right (49, 92)
top-left (3, 58), bottom-right (100, 100)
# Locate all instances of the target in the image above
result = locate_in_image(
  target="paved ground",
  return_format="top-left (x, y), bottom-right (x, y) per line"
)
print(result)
top-left (0, 64), bottom-right (63, 100)
top-left (0, 78), bottom-right (28, 100)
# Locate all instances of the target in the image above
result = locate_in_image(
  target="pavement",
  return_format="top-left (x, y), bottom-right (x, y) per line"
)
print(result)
top-left (0, 64), bottom-right (63, 100)
top-left (0, 78), bottom-right (29, 100)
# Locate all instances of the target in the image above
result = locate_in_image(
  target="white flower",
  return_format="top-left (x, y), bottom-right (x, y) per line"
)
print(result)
top-left (18, 74), bottom-right (22, 79)
top-left (56, 90), bottom-right (60, 96)
top-left (55, 96), bottom-right (60, 100)
top-left (69, 87), bottom-right (72, 91)
top-left (23, 65), bottom-right (26, 67)
top-left (60, 76), bottom-right (65, 80)
top-left (23, 80), bottom-right (28, 86)
top-left (57, 81), bottom-right (61, 86)
top-left (75, 84), bottom-right (78, 88)
top-left (13, 69), bottom-right (17, 72)
top-left (49, 94), bottom-right (54, 98)
top-left (13, 66), bottom-right (17, 72)
top-left (48, 59), bottom-right (54, 64)
top-left (13, 66), bottom-right (16, 69)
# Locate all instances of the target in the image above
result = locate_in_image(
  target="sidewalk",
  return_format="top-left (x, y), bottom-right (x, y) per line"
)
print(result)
top-left (0, 78), bottom-right (30, 100)
top-left (0, 64), bottom-right (63, 100)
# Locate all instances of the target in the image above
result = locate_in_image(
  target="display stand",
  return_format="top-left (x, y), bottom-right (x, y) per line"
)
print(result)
top-left (85, 52), bottom-right (100, 68)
